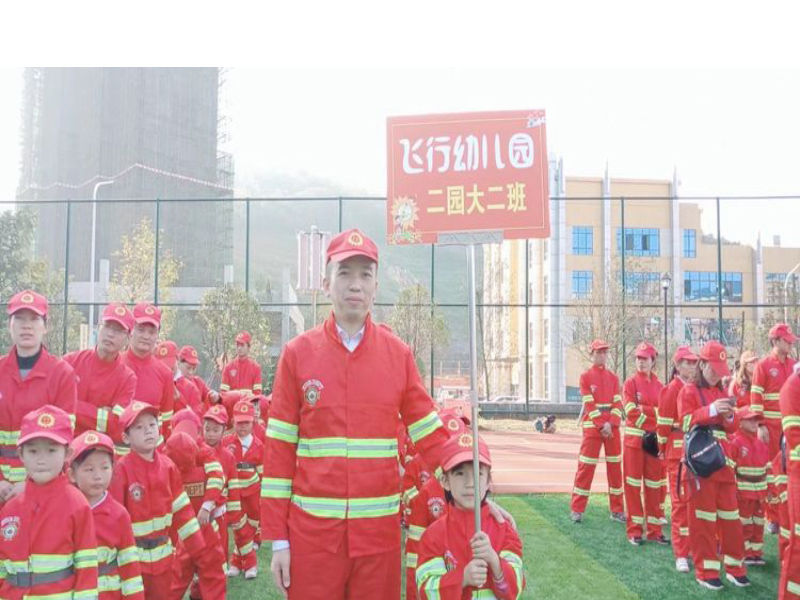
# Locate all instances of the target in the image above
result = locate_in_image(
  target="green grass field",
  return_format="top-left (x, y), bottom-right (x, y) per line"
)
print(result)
top-left (225, 494), bottom-right (780, 599)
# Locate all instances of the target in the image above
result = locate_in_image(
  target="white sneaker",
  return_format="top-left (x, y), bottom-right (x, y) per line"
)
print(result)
top-left (675, 558), bottom-right (690, 573)
top-left (244, 567), bottom-right (258, 580)
top-left (227, 566), bottom-right (241, 577)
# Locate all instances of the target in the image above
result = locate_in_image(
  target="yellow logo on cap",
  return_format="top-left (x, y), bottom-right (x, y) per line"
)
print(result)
top-left (458, 433), bottom-right (473, 448)
top-left (20, 293), bottom-right (34, 304)
top-left (144, 306), bottom-right (155, 315)
top-left (159, 347), bottom-right (168, 356)
top-left (132, 401), bottom-right (148, 412)
top-left (447, 419), bottom-right (460, 431)
top-left (348, 232), bottom-right (364, 246)
top-left (239, 403), bottom-right (249, 413)
top-left (37, 413), bottom-right (55, 428)
top-left (719, 350), bottom-right (727, 361)
top-left (114, 306), bottom-right (126, 316)
top-left (191, 350), bottom-right (198, 358)
top-left (84, 432), bottom-right (100, 444)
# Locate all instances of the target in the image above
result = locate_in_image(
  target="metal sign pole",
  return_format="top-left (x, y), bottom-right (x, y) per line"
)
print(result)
top-left (467, 243), bottom-right (482, 533)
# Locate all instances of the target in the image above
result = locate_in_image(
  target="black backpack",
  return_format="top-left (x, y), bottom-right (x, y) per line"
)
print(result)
top-left (678, 388), bottom-right (727, 496)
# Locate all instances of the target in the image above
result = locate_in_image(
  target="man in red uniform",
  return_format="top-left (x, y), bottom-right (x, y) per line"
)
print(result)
top-left (570, 339), bottom-right (625, 523)
top-left (262, 229), bottom-right (449, 600)
top-left (177, 345), bottom-right (219, 410)
top-left (656, 345), bottom-right (698, 572)
top-left (65, 303), bottom-right (137, 445)
top-left (622, 342), bottom-right (666, 545)
top-left (121, 304), bottom-right (175, 444)
top-left (0, 290), bottom-right (77, 501)
top-left (221, 331), bottom-right (262, 395)
top-left (779, 365), bottom-right (800, 598)
top-left (751, 323), bottom-right (797, 532)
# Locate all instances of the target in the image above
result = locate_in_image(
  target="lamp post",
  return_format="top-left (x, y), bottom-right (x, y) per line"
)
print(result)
top-left (89, 180), bottom-right (114, 346)
top-left (661, 272), bottom-right (672, 380)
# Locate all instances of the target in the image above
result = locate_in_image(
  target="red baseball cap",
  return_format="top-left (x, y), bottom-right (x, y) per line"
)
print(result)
top-left (233, 399), bottom-right (255, 422)
top-left (132, 302), bottom-right (161, 328)
top-left (172, 408), bottom-right (201, 438)
top-left (165, 431), bottom-right (197, 472)
top-left (178, 345), bottom-right (200, 366)
top-left (737, 406), bottom-right (761, 421)
top-left (17, 405), bottom-right (73, 447)
top-left (672, 346), bottom-right (699, 364)
top-left (203, 404), bottom-right (229, 426)
top-left (439, 409), bottom-right (470, 438)
top-left (101, 303), bottom-right (134, 332)
top-left (7, 290), bottom-right (48, 318)
top-left (69, 430), bottom-right (114, 464)
top-left (235, 331), bottom-right (252, 345)
top-left (589, 339), bottom-right (609, 353)
top-left (635, 342), bottom-right (658, 360)
top-left (325, 228), bottom-right (379, 265)
top-left (155, 341), bottom-right (178, 370)
top-left (698, 341), bottom-right (731, 377)
top-left (441, 432), bottom-right (492, 472)
top-left (770, 323), bottom-right (797, 343)
top-left (119, 400), bottom-right (159, 431)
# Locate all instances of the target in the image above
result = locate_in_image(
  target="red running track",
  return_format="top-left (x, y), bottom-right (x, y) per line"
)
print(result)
top-left (482, 430), bottom-right (611, 495)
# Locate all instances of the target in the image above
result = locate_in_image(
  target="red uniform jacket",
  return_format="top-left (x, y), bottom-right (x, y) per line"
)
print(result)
top-left (209, 442), bottom-right (242, 527)
top-left (767, 452), bottom-right (789, 545)
top-left (779, 372), bottom-right (800, 477)
top-left (730, 430), bottom-right (769, 499)
top-left (121, 350), bottom-right (175, 440)
top-left (92, 492), bottom-right (145, 599)
top-left (622, 371), bottom-right (663, 449)
top-left (678, 382), bottom-right (738, 483)
top-left (261, 315), bottom-right (448, 557)
top-left (0, 346), bottom-right (77, 483)
top-left (220, 357), bottom-right (262, 394)
top-left (405, 477), bottom-right (447, 599)
top-left (110, 451), bottom-right (205, 574)
top-left (0, 475), bottom-right (98, 599)
top-left (174, 375), bottom-right (203, 418)
top-left (64, 348), bottom-right (136, 442)
top-left (657, 377), bottom-right (687, 463)
top-left (729, 380), bottom-right (752, 409)
top-left (402, 454), bottom-right (433, 506)
top-left (223, 433), bottom-right (264, 500)
top-left (751, 352), bottom-right (796, 425)
top-left (190, 375), bottom-right (215, 412)
top-left (416, 504), bottom-right (524, 600)
top-left (579, 365), bottom-right (623, 436)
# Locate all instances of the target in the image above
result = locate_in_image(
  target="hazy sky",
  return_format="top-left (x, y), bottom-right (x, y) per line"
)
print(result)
top-left (2, 66), bottom-right (799, 247)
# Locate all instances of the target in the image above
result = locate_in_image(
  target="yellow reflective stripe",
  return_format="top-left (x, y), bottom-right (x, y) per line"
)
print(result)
top-left (672, 439), bottom-right (683, 448)
top-left (177, 517), bottom-right (201, 540)
top-left (783, 416), bottom-right (800, 430)
top-left (625, 427), bottom-right (644, 437)
top-left (635, 414), bottom-right (647, 428)
top-left (737, 466), bottom-right (766, 476)
top-left (121, 574), bottom-right (145, 596)
top-left (220, 383), bottom-right (231, 391)
top-left (609, 486), bottom-right (624, 495)
top-left (718, 509), bottom-right (739, 521)
top-left (406, 551), bottom-right (418, 568)
top-left (605, 454), bottom-right (622, 463)
top-left (578, 455), bottom-right (598, 465)
top-left (172, 491), bottom-right (190, 513)
top-left (117, 546), bottom-right (139, 567)
top-left (206, 477), bottom-right (224, 491)
top-left (703, 560), bottom-right (721, 570)
top-left (267, 419), bottom-right (299, 444)
top-left (131, 514), bottom-right (173, 537)
top-left (416, 557), bottom-right (447, 595)
top-left (588, 410), bottom-right (601, 419)
top-left (724, 555), bottom-right (743, 567)
top-left (625, 476), bottom-right (642, 487)
top-left (656, 416), bottom-right (673, 426)
top-left (695, 510), bottom-right (717, 522)
top-left (262, 477), bottom-right (292, 499)
top-left (136, 539), bottom-right (173, 563)
top-left (643, 479), bottom-right (661, 489)
top-left (408, 412), bottom-right (443, 444)
top-left (581, 395), bottom-right (594, 404)
top-left (788, 581), bottom-right (800, 594)
top-left (96, 407), bottom-right (110, 433)
top-left (572, 486), bottom-right (590, 497)
top-left (291, 493), bottom-right (400, 519)
top-left (624, 402), bottom-right (637, 414)
top-left (764, 410), bottom-right (782, 419)
top-left (297, 437), bottom-right (399, 459)
top-left (408, 524), bottom-right (425, 542)
top-left (500, 550), bottom-right (524, 593)
top-left (204, 461), bottom-right (223, 474)
top-left (611, 408), bottom-right (623, 418)
top-left (764, 393), bottom-right (781, 400)
top-left (750, 385), bottom-right (764, 394)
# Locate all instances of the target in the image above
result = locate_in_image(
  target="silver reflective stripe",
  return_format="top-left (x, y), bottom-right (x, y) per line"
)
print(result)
top-left (6, 566), bottom-right (75, 587)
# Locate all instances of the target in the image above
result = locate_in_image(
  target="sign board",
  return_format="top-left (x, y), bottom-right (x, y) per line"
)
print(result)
top-left (387, 110), bottom-right (549, 244)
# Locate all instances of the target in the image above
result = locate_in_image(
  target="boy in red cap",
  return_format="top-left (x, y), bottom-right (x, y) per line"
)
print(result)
top-left (69, 430), bottom-right (144, 599)
top-left (177, 345), bottom-right (220, 411)
top-left (158, 341), bottom-right (204, 418)
top-left (570, 339), bottom-right (625, 523)
top-left (64, 303), bottom-right (137, 448)
top-left (678, 340), bottom-right (748, 590)
top-left (415, 433), bottom-right (524, 599)
top-left (657, 345), bottom-right (699, 572)
top-left (121, 303), bottom-right (175, 444)
top-left (164, 429), bottom-right (227, 600)
top-left (622, 341), bottom-right (666, 545)
top-left (0, 290), bottom-right (78, 502)
top-left (730, 407), bottom-right (770, 566)
top-left (751, 322), bottom-right (797, 532)
top-left (224, 399), bottom-right (264, 579)
top-left (0, 405), bottom-right (98, 599)
top-left (110, 401), bottom-right (205, 600)
top-left (221, 331), bottom-right (263, 395)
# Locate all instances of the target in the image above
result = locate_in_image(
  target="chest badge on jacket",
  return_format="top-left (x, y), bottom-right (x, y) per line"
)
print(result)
top-left (129, 483), bottom-right (145, 502)
top-left (428, 497), bottom-right (445, 519)
top-left (302, 379), bottom-right (324, 407)
top-left (770, 368), bottom-right (779, 378)
top-left (1, 516), bottom-right (19, 541)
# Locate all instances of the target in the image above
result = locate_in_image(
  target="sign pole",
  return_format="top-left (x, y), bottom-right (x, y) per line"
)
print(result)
top-left (467, 243), bottom-right (482, 533)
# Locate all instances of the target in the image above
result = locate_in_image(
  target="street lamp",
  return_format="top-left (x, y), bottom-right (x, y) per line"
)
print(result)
top-left (661, 272), bottom-right (672, 380)
top-left (89, 180), bottom-right (114, 346)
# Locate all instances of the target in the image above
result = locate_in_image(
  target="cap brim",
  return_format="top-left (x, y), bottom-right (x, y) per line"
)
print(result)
top-left (70, 442), bottom-right (114, 463)
top-left (182, 357), bottom-right (200, 366)
top-left (203, 415), bottom-right (227, 425)
top-left (442, 450), bottom-right (492, 472)
top-left (709, 360), bottom-right (731, 377)
top-left (102, 316), bottom-right (132, 332)
top-left (233, 414), bottom-right (254, 422)
top-left (326, 249), bottom-right (378, 265)
top-left (9, 306), bottom-right (47, 317)
top-left (122, 406), bottom-right (160, 429)
top-left (135, 317), bottom-right (160, 328)
top-left (17, 431), bottom-right (70, 447)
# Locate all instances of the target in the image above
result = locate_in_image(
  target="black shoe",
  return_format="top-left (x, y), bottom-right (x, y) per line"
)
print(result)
top-left (649, 535), bottom-right (670, 546)
top-left (570, 511), bottom-right (582, 523)
top-left (696, 578), bottom-right (724, 591)
top-left (610, 512), bottom-right (626, 523)
top-left (628, 536), bottom-right (643, 546)
top-left (725, 573), bottom-right (751, 587)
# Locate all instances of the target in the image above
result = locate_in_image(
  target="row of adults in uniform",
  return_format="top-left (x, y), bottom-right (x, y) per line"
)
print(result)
top-left (570, 323), bottom-right (800, 596)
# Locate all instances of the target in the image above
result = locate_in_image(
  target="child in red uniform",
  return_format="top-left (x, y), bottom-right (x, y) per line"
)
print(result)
top-left (69, 430), bottom-right (145, 599)
top-left (224, 399), bottom-right (264, 579)
top-left (730, 407), bottom-right (770, 566)
top-left (110, 401), bottom-right (206, 600)
top-left (416, 433), bottom-right (524, 599)
top-left (0, 405), bottom-right (98, 599)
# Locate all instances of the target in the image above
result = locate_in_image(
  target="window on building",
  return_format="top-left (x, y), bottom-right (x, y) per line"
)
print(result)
top-left (683, 229), bottom-right (697, 258)
top-left (572, 226), bottom-right (593, 255)
top-left (684, 271), bottom-right (743, 302)
top-left (572, 270), bottom-right (593, 299)
top-left (616, 228), bottom-right (660, 257)
top-left (617, 271), bottom-right (661, 301)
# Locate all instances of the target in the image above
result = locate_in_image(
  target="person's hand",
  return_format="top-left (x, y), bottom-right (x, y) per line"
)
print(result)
top-left (209, 391), bottom-right (220, 404)
top-left (487, 500), bottom-right (517, 531)
top-left (712, 399), bottom-right (733, 417)
top-left (470, 531), bottom-right (501, 574)
top-left (462, 558), bottom-right (488, 589)
top-left (600, 422), bottom-right (612, 438)
top-left (758, 425), bottom-right (770, 445)
top-left (197, 507), bottom-right (211, 526)
top-left (6, 482), bottom-right (24, 501)
top-left (271, 549), bottom-right (291, 598)
top-left (0, 481), bottom-right (12, 503)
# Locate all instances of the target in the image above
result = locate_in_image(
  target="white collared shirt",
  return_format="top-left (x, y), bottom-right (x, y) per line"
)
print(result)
top-left (239, 433), bottom-right (253, 453)
top-left (336, 322), bottom-right (365, 353)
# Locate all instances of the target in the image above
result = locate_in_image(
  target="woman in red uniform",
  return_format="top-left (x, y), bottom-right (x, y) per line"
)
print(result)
top-left (678, 341), bottom-right (748, 591)
top-left (729, 350), bottom-right (758, 409)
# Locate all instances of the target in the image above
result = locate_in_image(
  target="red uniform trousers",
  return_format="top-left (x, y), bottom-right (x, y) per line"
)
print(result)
top-left (739, 497), bottom-right (765, 559)
top-left (231, 493), bottom-right (259, 570)
top-left (571, 429), bottom-right (624, 514)
top-left (623, 445), bottom-right (665, 539)
top-left (688, 475), bottom-right (746, 581)
top-left (142, 572), bottom-right (172, 600)
top-left (780, 471), bottom-right (800, 598)
top-left (170, 521), bottom-right (227, 600)
top-left (765, 419), bottom-right (783, 524)
top-left (288, 536), bottom-right (400, 600)
top-left (666, 461), bottom-right (691, 559)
